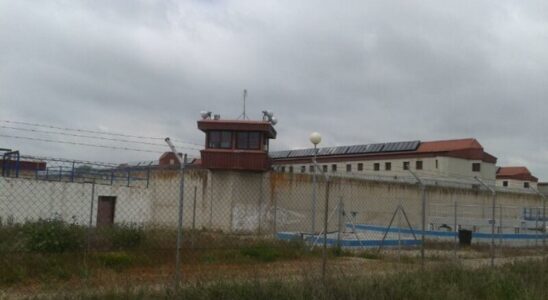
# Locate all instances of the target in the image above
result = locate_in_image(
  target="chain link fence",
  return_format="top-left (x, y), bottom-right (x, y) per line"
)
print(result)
top-left (0, 155), bottom-right (546, 296)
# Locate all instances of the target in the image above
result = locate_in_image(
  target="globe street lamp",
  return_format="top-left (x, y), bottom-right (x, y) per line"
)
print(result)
top-left (309, 132), bottom-right (321, 233)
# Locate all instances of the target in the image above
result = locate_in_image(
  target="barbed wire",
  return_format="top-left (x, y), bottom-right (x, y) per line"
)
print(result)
top-left (19, 154), bottom-right (119, 167)
top-left (0, 125), bottom-right (202, 151)
top-left (0, 119), bottom-right (203, 147)
top-left (0, 133), bottom-right (171, 154)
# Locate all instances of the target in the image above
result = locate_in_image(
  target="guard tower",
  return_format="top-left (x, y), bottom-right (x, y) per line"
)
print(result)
top-left (197, 111), bottom-right (277, 172)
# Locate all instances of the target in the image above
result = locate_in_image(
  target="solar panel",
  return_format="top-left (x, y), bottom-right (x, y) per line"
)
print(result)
top-left (317, 147), bottom-right (336, 156)
top-left (271, 140), bottom-right (420, 158)
top-left (382, 142), bottom-right (395, 152)
top-left (365, 143), bottom-right (384, 153)
top-left (346, 144), bottom-right (368, 154)
top-left (269, 150), bottom-right (291, 159)
top-left (287, 148), bottom-right (316, 158)
top-left (332, 146), bottom-right (349, 155)
top-left (408, 140), bottom-right (420, 150)
top-left (381, 140), bottom-right (420, 152)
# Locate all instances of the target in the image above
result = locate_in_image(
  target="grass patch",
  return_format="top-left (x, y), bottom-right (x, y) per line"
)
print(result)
top-left (95, 252), bottom-right (136, 271)
top-left (63, 259), bottom-right (548, 300)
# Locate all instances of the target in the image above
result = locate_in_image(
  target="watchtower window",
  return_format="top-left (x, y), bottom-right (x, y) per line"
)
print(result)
top-left (236, 132), bottom-right (261, 150)
top-left (208, 131), bottom-right (232, 149)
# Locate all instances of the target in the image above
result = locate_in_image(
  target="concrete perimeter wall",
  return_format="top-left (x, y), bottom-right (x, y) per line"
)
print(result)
top-left (0, 170), bottom-right (543, 234)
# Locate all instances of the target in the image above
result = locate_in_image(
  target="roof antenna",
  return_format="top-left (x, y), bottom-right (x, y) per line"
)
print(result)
top-left (238, 89), bottom-right (248, 120)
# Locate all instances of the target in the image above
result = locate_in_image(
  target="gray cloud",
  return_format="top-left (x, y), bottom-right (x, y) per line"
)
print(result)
top-left (1, 0), bottom-right (548, 179)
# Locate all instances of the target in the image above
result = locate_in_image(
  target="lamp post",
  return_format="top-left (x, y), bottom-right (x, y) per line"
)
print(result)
top-left (310, 132), bottom-right (322, 234)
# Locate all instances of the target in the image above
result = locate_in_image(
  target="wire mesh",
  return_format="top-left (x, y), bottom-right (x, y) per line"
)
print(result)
top-left (0, 161), bottom-right (546, 296)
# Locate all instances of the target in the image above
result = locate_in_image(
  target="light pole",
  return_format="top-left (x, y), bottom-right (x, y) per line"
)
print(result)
top-left (310, 132), bottom-right (322, 234)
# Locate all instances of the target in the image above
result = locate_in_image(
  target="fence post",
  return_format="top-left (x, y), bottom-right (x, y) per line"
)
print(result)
top-left (408, 170), bottom-right (425, 267)
top-left (85, 180), bottom-right (96, 275)
top-left (398, 198), bottom-right (402, 263)
top-left (540, 190), bottom-right (545, 251)
top-left (165, 137), bottom-right (186, 289)
top-left (71, 162), bottom-right (75, 182)
top-left (474, 177), bottom-right (496, 268)
top-left (499, 205), bottom-right (503, 247)
top-left (146, 163), bottom-right (151, 188)
top-left (312, 161), bottom-right (317, 233)
top-left (192, 186), bottom-right (197, 231)
top-left (322, 179), bottom-right (330, 281)
top-left (531, 187), bottom-right (546, 253)
top-left (190, 186), bottom-right (197, 249)
top-left (87, 181), bottom-right (95, 245)
top-left (453, 197), bottom-right (457, 260)
top-left (273, 184), bottom-right (277, 237)
top-left (337, 196), bottom-right (344, 248)
top-left (258, 174), bottom-right (264, 235)
top-left (421, 186), bottom-right (426, 266)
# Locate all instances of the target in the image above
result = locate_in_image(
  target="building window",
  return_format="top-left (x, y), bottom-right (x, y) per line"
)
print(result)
top-left (301, 166), bottom-right (306, 173)
top-left (472, 163), bottom-right (481, 172)
top-left (208, 131), bottom-right (232, 149)
top-left (236, 132), bottom-right (261, 150)
top-left (323, 165), bottom-right (328, 173)
top-left (309, 165), bottom-right (314, 173)
top-left (503, 181), bottom-right (508, 187)
top-left (332, 164), bottom-right (337, 172)
top-left (374, 163), bottom-right (380, 171)
top-left (289, 166), bottom-right (293, 173)
top-left (281, 166), bottom-right (286, 172)
top-left (357, 163), bottom-right (363, 171)
top-left (416, 161), bottom-right (423, 170)
top-left (435, 159), bottom-right (439, 169)
top-left (524, 182), bottom-right (530, 188)
top-left (403, 161), bottom-right (410, 170)
top-left (385, 162), bottom-right (391, 171)
top-left (346, 164), bottom-right (352, 172)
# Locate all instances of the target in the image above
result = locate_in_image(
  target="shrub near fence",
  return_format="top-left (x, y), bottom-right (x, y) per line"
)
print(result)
top-left (0, 219), bottom-right (147, 253)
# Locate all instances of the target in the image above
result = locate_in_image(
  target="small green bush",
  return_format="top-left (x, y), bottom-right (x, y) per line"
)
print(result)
top-left (22, 219), bottom-right (85, 253)
top-left (240, 244), bottom-right (281, 262)
top-left (96, 252), bottom-right (135, 271)
top-left (101, 224), bottom-right (144, 250)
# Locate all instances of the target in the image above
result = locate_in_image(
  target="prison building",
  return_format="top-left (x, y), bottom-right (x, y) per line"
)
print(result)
top-left (270, 138), bottom-right (497, 182)
top-left (496, 166), bottom-right (538, 190)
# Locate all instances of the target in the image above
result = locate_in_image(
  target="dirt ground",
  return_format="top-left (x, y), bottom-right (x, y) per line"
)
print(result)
top-left (1, 247), bottom-right (545, 299)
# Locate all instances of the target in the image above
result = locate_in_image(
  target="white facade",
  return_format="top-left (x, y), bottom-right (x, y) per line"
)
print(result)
top-left (496, 179), bottom-right (537, 190)
top-left (274, 156), bottom-right (497, 183)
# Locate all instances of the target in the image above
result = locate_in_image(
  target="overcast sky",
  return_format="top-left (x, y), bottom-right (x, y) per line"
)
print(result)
top-left (1, 1), bottom-right (548, 179)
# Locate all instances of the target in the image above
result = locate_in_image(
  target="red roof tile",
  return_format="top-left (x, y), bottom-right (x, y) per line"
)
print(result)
top-left (497, 166), bottom-right (530, 176)
top-left (496, 166), bottom-right (538, 182)
top-left (417, 138), bottom-right (482, 153)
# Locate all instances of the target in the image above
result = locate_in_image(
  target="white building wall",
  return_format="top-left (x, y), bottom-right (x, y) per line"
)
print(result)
top-left (496, 179), bottom-right (538, 190)
top-left (0, 177), bottom-right (152, 226)
top-left (274, 156), bottom-right (496, 183)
